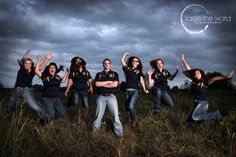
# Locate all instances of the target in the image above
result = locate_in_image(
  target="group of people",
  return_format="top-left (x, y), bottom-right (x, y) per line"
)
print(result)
top-left (7, 50), bottom-right (235, 138)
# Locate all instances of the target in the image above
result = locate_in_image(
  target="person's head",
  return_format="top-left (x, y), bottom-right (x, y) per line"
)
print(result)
top-left (70, 56), bottom-right (86, 71)
top-left (103, 58), bottom-right (111, 71)
top-left (43, 62), bottom-right (64, 76)
top-left (194, 69), bottom-right (205, 81)
top-left (127, 56), bottom-right (143, 70)
top-left (150, 58), bottom-right (164, 70)
top-left (20, 58), bottom-right (34, 70)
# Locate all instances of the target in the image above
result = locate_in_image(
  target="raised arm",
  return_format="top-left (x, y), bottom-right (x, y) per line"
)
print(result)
top-left (35, 54), bottom-right (43, 77)
top-left (61, 68), bottom-right (69, 83)
top-left (180, 53), bottom-right (191, 71)
top-left (120, 52), bottom-right (129, 67)
top-left (39, 52), bottom-right (52, 71)
top-left (208, 69), bottom-right (235, 85)
top-left (168, 65), bottom-right (179, 81)
top-left (147, 69), bottom-right (154, 88)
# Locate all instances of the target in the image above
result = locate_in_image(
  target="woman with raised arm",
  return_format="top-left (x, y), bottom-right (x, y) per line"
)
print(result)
top-left (121, 52), bottom-right (149, 128)
top-left (65, 57), bottom-right (93, 109)
top-left (180, 53), bottom-right (235, 122)
top-left (148, 58), bottom-right (179, 114)
top-left (7, 50), bottom-right (50, 125)
top-left (35, 52), bottom-right (69, 120)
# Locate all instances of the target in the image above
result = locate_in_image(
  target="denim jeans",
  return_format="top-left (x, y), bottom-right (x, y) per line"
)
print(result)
top-left (125, 89), bottom-right (139, 120)
top-left (187, 100), bottom-right (221, 122)
top-left (73, 90), bottom-right (89, 108)
top-left (152, 86), bottom-right (174, 113)
top-left (7, 88), bottom-right (49, 121)
top-left (92, 95), bottom-right (123, 137)
top-left (42, 97), bottom-right (65, 119)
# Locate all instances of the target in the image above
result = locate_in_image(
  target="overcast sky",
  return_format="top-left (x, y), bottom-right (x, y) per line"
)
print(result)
top-left (0, 0), bottom-right (235, 88)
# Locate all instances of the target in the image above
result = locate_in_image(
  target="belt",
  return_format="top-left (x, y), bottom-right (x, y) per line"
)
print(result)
top-left (99, 94), bottom-right (115, 96)
top-left (126, 88), bottom-right (136, 91)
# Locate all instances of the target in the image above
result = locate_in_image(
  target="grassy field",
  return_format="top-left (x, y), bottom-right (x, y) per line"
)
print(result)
top-left (0, 88), bottom-right (236, 157)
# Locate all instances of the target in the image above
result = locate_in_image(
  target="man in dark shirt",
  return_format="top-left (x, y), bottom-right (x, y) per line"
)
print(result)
top-left (148, 59), bottom-right (179, 114)
top-left (92, 58), bottom-right (123, 138)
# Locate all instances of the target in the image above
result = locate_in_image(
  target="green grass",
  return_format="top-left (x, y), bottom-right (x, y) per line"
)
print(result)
top-left (0, 89), bottom-right (236, 157)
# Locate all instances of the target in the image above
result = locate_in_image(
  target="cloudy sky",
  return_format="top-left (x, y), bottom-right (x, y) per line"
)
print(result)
top-left (0, 0), bottom-right (235, 88)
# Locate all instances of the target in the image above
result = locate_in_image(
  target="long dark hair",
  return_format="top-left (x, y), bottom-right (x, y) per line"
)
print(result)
top-left (70, 57), bottom-right (87, 72)
top-left (150, 58), bottom-right (164, 70)
top-left (184, 69), bottom-right (207, 82)
top-left (127, 56), bottom-right (143, 71)
top-left (43, 62), bottom-right (64, 76)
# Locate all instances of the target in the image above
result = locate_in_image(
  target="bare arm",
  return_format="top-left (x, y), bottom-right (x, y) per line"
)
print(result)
top-left (147, 69), bottom-right (154, 88)
top-left (88, 79), bottom-right (93, 93)
top-left (65, 79), bottom-right (73, 96)
top-left (168, 65), bottom-right (179, 81)
top-left (95, 81), bottom-right (114, 87)
top-left (140, 76), bottom-right (149, 93)
top-left (102, 81), bottom-right (119, 88)
top-left (35, 54), bottom-right (43, 77)
top-left (61, 68), bottom-right (69, 83)
top-left (39, 52), bottom-right (52, 71)
top-left (120, 52), bottom-right (129, 67)
top-left (208, 70), bottom-right (235, 85)
top-left (180, 53), bottom-right (191, 71)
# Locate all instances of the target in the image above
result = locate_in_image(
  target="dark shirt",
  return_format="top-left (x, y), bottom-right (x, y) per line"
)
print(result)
top-left (68, 69), bottom-right (92, 91)
top-left (184, 69), bottom-right (208, 100)
top-left (123, 66), bottom-right (144, 90)
top-left (151, 69), bottom-right (171, 90)
top-left (41, 73), bottom-right (62, 98)
top-left (15, 68), bottom-right (35, 88)
top-left (191, 80), bottom-right (208, 100)
top-left (95, 70), bottom-right (119, 95)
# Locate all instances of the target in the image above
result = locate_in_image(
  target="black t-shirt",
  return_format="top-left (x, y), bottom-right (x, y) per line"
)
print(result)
top-left (184, 69), bottom-right (208, 100)
top-left (41, 73), bottom-right (62, 98)
top-left (95, 70), bottom-right (119, 95)
top-left (68, 70), bottom-right (92, 91)
top-left (191, 80), bottom-right (208, 100)
top-left (15, 68), bottom-right (35, 88)
top-left (151, 69), bottom-right (171, 90)
top-left (123, 66), bottom-right (144, 90)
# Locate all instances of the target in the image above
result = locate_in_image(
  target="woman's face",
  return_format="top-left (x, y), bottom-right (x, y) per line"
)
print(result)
top-left (76, 58), bottom-right (82, 65)
top-left (194, 70), bottom-right (202, 80)
top-left (157, 60), bottom-right (164, 69)
top-left (24, 60), bottom-right (32, 70)
top-left (49, 65), bottom-right (56, 75)
top-left (132, 58), bottom-right (139, 68)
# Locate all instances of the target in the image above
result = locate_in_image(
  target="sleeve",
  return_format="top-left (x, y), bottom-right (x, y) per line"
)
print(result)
top-left (139, 70), bottom-right (145, 78)
top-left (114, 72), bottom-right (119, 83)
top-left (68, 72), bottom-right (73, 79)
top-left (41, 72), bottom-right (47, 81)
top-left (122, 66), bottom-right (127, 72)
top-left (166, 70), bottom-right (171, 77)
top-left (95, 73), bottom-right (100, 81)
top-left (183, 70), bottom-right (195, 80)
top-left (86, 71), bottom-right (92, 80)
top-left (151, 71), bottom-right (156, 80)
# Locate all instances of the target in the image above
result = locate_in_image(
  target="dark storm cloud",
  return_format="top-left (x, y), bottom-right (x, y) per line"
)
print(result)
top-left (0, 0), bottom-right (235, 88)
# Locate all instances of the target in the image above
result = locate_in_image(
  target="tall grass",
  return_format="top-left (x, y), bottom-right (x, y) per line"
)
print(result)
top-left (0, 89), bottom-right (235, 157)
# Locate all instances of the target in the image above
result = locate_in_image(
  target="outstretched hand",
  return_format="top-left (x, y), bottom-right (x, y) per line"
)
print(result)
top-left (147, 69), bottom-right (153, 76)
top-left (180, 53), bottom-right (185, 60)
top-left (226, 69), bottom-right (235, 78)
top-left (45, 52), bottom-right (52, 60)
top-left (37, 53), bottom-right (42, 61)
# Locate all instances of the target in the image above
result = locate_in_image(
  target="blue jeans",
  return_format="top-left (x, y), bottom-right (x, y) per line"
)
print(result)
top-left (152, 86), bottom-right (174, 113)
top-left (92, 95), bottom-right (123, 137)
top-left (73, 90), bottom-right (89, 108)
top-left (7, 88), bottom-right (49, 121)
top-left (42, 97), bottom-right (65, 119)
top-left (125, 89), bottom-right (139, 120)
top-left (187, 100), bottom-right (221, 122)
